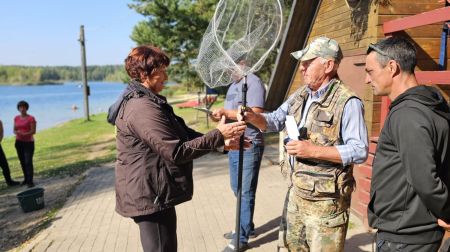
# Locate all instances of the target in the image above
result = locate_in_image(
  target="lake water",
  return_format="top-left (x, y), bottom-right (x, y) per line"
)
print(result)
top-left (0, 82), bottom-right (127, 137)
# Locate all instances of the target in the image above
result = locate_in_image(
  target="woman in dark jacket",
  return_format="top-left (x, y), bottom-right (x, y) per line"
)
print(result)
top-left (108, 45), bottom-right (246, 252)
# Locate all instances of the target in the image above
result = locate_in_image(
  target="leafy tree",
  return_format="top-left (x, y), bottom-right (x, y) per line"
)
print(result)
top-left (0, 68), bottom-right (7, 83)
top-left (129, 0), bottom-right (216, 91)
top-left (129, 0), bottom-right (293, 91)
top-left (40, 68), bottom-right (60, 81)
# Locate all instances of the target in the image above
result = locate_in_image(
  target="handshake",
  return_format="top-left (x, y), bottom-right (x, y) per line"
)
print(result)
top-left (211, 107), bottom-right (256, 151)
top-left (214, 115), bottom-right (251, 151)
top-left (210, 106), bottom-right (268, 134)
top-left (210, 106), bottom-right (258, 124)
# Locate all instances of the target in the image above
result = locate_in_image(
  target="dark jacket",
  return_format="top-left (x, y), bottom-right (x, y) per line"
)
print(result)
top-left (108, 81), bottom-right (224, 217)
top-left (368, 85), bottom-right (450, 244)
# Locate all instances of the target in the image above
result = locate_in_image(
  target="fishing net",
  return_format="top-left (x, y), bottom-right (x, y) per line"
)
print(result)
top-left (195, 0), bottom-right (284, 88)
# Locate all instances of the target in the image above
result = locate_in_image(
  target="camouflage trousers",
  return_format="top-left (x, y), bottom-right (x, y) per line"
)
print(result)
top-left (278, 187), bottom-right (351, 252)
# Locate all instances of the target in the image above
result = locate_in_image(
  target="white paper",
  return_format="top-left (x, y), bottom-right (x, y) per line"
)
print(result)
top-left (285, 116), bottom-right (299, 140)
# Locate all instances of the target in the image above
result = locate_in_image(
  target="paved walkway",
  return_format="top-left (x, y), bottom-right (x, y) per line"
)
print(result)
top-left (19, 144), bottom-right (374, 252)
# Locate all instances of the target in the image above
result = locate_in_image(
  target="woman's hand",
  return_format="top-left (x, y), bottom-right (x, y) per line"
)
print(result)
top-left (224, 137), bottom-right (252, 151)
top-left (216, 116), bottom-right (246, 139)
top-left (14, 129), bottom-right (24, 137)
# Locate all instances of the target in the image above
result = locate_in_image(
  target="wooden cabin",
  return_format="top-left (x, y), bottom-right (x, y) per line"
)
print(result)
top-left (267, 0), bottom-right (450, 227)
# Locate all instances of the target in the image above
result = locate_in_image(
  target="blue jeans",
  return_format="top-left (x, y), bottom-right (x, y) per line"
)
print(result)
top-left (228, 142), bottom-right (264, 243)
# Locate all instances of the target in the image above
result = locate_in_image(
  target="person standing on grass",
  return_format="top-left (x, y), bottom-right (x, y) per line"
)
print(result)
top-left (0, 119), bottom-right (20, 186)
top-left (14, 100), bottom-right (36, 188)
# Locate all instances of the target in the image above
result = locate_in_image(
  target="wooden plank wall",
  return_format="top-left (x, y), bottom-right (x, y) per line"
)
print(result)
top-left (352, 137), bottom-right (378, 227)
top-left (377, 0), bottom-right (450, 100)
top-left (282, 0), bottom-right (449, 228)
top-left (288, 0), bottom-right (379, 135)
top-left (265, 1), bottom-right (321, 111)
top-left (288, 0), bottom-right (449, 136)
top-left (289, 0), bottom-right (367, 91)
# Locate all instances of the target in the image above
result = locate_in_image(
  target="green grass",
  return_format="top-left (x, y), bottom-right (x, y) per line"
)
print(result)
top-left (160, 84), bottom-right (191, 97)
top-left (0, 95), bottom-right (278, 190)
top-left (0, 98), bottom-right (223, 189)
top-left (0, 113), bottom-right (116, 189)
top-left (173, 99), bottom-right (225, 133)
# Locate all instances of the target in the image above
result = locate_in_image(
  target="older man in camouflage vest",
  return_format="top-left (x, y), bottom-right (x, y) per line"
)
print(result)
top-left (242, 37), bottom-right (368, 251)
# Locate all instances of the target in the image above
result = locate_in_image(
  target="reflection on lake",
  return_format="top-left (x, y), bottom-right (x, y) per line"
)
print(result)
top-left (0, 82), bottom-right (126, 137)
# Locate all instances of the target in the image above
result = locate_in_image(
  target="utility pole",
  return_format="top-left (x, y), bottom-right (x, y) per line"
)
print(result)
top-left (79, 25), bottom-right (90, 121)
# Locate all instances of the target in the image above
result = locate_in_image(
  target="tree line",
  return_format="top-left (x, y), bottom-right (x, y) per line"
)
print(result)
top-left (0, 65), bottom-right (127, 85)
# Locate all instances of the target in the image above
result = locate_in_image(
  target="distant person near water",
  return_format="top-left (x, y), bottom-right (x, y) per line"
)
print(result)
top-left (0, 119), bottom-right (20, 186)
top-left (14, 100), bottom-right (36, 188)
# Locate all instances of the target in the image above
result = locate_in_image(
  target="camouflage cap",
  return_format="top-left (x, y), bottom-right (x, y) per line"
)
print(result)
top-left (291, 37), bottom-right (343, 62)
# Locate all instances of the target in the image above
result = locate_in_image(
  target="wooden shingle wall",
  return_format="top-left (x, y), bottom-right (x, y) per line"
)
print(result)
top-left (288, 0), bottom-right (379, 135)
top-left (378, 0), bottom-right (450, 102)
top-left (284, 1), bottom-right (449, 227)
top-left (288, 0), bottom-right (450, 136)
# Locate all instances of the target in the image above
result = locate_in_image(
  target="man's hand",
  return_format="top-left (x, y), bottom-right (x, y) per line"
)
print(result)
top-left (211, 108), bottom-right (225, 122)
top-left (285, 140), bottom-right (317, 159)
top-left (216, 116), bottom-right (246, 139)
top-left (236, 106), bottom-right (245, 122)
top-left (236, 105), bottom-right (267, 131)
top-left (238, 106), bottom-right (256, 122)
top-left (438, 219), bottom-right (450, 231)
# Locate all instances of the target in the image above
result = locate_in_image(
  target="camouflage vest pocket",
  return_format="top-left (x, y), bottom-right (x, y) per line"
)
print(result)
top-left (293, 170), bottom-right (337, 197)
top-left (313, 110), bottom-right (334, 127)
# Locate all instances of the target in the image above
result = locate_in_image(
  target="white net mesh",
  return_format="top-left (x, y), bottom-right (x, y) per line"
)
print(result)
top-left (195, 0), bottom-right (284, 88)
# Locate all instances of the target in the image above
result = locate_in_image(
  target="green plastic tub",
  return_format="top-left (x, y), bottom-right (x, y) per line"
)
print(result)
top-left (17, 187), bottom-right (45, 213)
